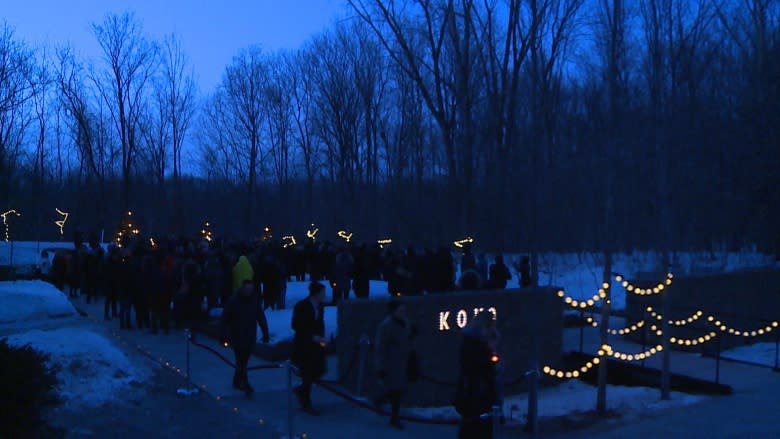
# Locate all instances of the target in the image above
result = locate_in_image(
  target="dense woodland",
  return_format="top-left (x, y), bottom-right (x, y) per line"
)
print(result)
top-left (0, 0), bottom-right (778, 253)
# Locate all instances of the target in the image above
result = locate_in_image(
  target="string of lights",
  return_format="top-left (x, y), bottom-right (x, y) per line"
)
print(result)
top-left (542, 356), bottom-right (602, 379)
top-left (645, 307), bottom-right (704, 327)
top-left (282, 235), bottom-right (297, 248)
top-left (1, 209), bottom-right (20, 241)
top-left (604, 344), bottom-right (664, 362)
top-left (706, 316), bottom-right (779, 338)
top-left (669, 332), bottom-right (717, 347)
top-left (453, 237), bottom-right (474, 248)
top-left (586, 317), bottom-right (645, 336)
top-left (615, 272), bottom-right (673, 296)
top-left (306, 224), bottom-right (319, 240)
top-left (338, 230), bottom-right (353, 243)
top-left (54, 208), bottom-right (69, 236)
top-left (556, 283), bottom-right (610, 309)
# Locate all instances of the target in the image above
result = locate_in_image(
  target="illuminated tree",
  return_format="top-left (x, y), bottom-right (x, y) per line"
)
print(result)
top-left (115, 210), bottom-right (140, 247)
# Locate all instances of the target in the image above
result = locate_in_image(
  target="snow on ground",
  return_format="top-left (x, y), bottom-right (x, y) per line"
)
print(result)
top-left (0, 280), bottom-right (151, 410)
top-left (0, 241), bottom-right (74, 266)
top-left (722, 342), bottom-right (780, 368)
top-left (407, 380), bottom-right (702, 420)
top-left (4, 327), bottom-right (150, 408)
top-left (0, 281), bottom-right (77, 324)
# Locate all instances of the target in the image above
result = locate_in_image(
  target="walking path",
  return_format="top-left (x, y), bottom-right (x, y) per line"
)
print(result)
top-left (74, 298), bottom-right (457, 438)
top-left (75, 298), bottom-right (780, 438)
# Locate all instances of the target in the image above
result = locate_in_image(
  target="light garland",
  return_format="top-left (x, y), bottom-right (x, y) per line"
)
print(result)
top-left (54, 208), bottom-right (69, 236)
top-left (282, 235), bottom-right (297, 248)
top-left (615, 272), bottom-right (673, 296)
top-left (1, 209), bottom-right (20, 241)
top-left (586, 317), bottom-right (645, 335)
top-left (543, 355), bottom-right (602, 379)
top-left (707, 316), bottom-right (779, 338)
top-left (669, 332), bottom-right (717, 347)
top-left (606, 344), bottom-right (664, 362)
top-left (556, 283), bottom-right (610, 309)
top-left (377, 238), bottom-right (392, 248)
top-left (649, 324), bottom-right (664, 336)
top-left (453, 237), bottom-right (474, 248)
top-left (645, 307), bottom-right (703, 326)
top-left (306, 224), bottom-right (319, 240)
top-left (337, 230), bottom-right (352, 243)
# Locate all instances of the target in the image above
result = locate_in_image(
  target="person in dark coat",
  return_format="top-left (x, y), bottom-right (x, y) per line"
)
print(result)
top-left (103, 247), bottom-right (121, 320)
top-left (219, 280), bottom-right (266, 396)
top-left (330, 247), bottom-right (353, 303)
top-left (291, 281), bottom-right (327, 414)
top-left (461, 247), bottom-right (476, 274)
top-left (373, 300), bottom-right (413, 429)
top-left (487, 254), bottom-right (512, 289)
top-left (454, 312), bottom-right (499, 439)
top-left (517, 256), bottom-right (531, 287)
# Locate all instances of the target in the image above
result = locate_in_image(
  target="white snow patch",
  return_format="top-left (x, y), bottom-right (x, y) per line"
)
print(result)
top-left (0, 281), bottom-right (77, 324)
top-left (722, 342), bottom-right (779, 368)
top-left (3, 327), bottom-right (151, 408)
top-left (408, 380), bottom-right (702, 420)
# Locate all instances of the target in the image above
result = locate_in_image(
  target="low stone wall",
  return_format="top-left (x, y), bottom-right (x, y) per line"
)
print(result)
top-left (337, 288), bottom-right (563, 406)
top-left (625, 270), bottom-right (780, 352)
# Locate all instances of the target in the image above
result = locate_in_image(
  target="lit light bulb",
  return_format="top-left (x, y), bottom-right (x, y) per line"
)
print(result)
top-left (543, 366), bottom-right (551, 373)
top-left (557, 290), bottom-right (565, 297)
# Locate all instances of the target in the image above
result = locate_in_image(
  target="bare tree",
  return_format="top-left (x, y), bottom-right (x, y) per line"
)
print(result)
top-left (159, 33), bottom-right (196, 232)
top-left (91, 11), bottom-right (158, 210)
top-left (0, 22), bottom-right (35, 206)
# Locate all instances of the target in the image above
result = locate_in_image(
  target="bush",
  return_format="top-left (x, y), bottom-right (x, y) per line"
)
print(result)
top-left (0, 338), bottom-right (63, 438)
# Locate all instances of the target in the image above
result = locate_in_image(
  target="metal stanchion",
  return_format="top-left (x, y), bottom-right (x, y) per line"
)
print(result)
top-left (356, 334), bottom-right (371, 396)
top-left (492, 405), bottom-right (502, 439)
top-left (774, 331), bottom-right (780, 372)
top-left (177, 328), bottom-right (199, 396)
top-left (286, 361), bottom-right (294, 439)
top-left (715, 335), bottom-right (721, 384)
top-left (579, 310), bottom-right (584, 353)
top-left (524, 369), bottom-right (538, 437)
top-left (641, 310), bottom-right (647, 367)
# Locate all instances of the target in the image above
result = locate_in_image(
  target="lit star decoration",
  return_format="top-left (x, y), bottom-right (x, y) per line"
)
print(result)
top-left (377, 238), bottom-right (392, 248)
top-left (453, 237), bottom-right (474, 248)
top-left (282, 235), bottom-right (297, 248)
top-left (115, 211), bottom-right (140, 247)
top-left (306, 224), bottom-right (319, 240)
top-left (201, 222), bottom-right (213, 242)
top-left (54, 208), bottom-right (69, 236)
top-left (337, 230), bottom-right (352, 243)
top-left (1, 209), bottom-right (20, 241)
top-left (261, 226), bottom-right (272, 241)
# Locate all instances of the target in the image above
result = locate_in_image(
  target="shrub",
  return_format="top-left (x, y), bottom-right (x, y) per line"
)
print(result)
top-left (0, 338), bottom-right (62, 438)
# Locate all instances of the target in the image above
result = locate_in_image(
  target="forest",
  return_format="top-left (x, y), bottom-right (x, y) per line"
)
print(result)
top-left (0, 0), bottom-right (778, 252)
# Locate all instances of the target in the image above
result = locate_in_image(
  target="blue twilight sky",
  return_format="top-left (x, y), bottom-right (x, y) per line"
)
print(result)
top-left (3, 0), bottom-right (348, 92)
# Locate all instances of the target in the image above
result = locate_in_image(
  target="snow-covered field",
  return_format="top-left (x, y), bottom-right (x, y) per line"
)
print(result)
top-left (407, 379), bottom-right (702, 421)
top-left (4, 327), bottom-right (150, 408)
top-left (0, 281), bottom-right (78, 324)
top-left (722, 342), bottom-right (780, 368)
top-left (0, 280), bottom-right (151, 410)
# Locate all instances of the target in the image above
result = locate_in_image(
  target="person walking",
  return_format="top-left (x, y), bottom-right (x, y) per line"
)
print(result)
top-left (291, 281), bottom-right (327, 414)
top-left (220, 280), bottom-right (266, 396)
top-left (373, 300), bottom-right (414, 429)
top-left (487, 254), bottom-right (512, 289)
top-left (454, 312), bottom-right (500, 439)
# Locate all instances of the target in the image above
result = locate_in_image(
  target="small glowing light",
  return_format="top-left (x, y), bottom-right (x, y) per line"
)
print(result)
top-left (557, 290), bottom-right (565, 297)
top-left (282, 235), bottom-right (297, 248)
top-left (223, 342), bottom-right (229, 347)
top-left (556, 371), bottom-right (564, 378)
top-left (543, 366), bottom-right (551, 373)
top-left (337, 230), bottom-right (353, 242)
top-left (565, 372), bottom-right (572, 378)
top-left (593, 358), bottom-right (600, 364)
top-left (490, 355), bottom-right (500, 363)
top-left (453, 236), bottom-right (475, 248)
top-left (564, 297), bottom-right (573, 304)
top-left (307, 224), bottom-right (319, 239)
top-left (616, 275), bottom-right (623, 282)
top-left (572, 371), bottom-right (580, 378)
top-left (377, 238), bottom-right (393, 248)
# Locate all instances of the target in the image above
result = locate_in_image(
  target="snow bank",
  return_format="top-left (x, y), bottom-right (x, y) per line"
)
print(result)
top-left (0, 281), bottom-right (77, 324)
top-left (258, 307), bottom-right (338, 343)
top-left (722, 342), bottom-right (779, 368)
top-left (408, 380), bottom-right (702, 420)
top-left (3, 327), bottom-right (150, 408)
top-left (0, 241), bottom-right (73, 266)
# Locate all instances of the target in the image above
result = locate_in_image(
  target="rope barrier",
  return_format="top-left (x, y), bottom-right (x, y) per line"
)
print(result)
top-left (286, 364), bottom-right (462, 426)
top-left (189, 337), bottom-right (283, 371)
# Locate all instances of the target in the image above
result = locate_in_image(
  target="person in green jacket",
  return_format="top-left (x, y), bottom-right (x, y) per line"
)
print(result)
top-left (232, 255), bottom-right (254, 291)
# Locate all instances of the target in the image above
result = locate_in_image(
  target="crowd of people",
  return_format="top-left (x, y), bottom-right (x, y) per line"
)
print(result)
top-left (40, 232), bottom-right (531, 332)
top-left (38, 231), bottom-right (527, 437)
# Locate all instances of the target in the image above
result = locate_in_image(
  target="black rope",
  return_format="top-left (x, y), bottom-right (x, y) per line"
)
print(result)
top-left (319, 343), bottom-right (361, 384)
top-left (189, 337), bottom-right (282, 371)
top-left (289, 365), bottom-right (461, 426)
